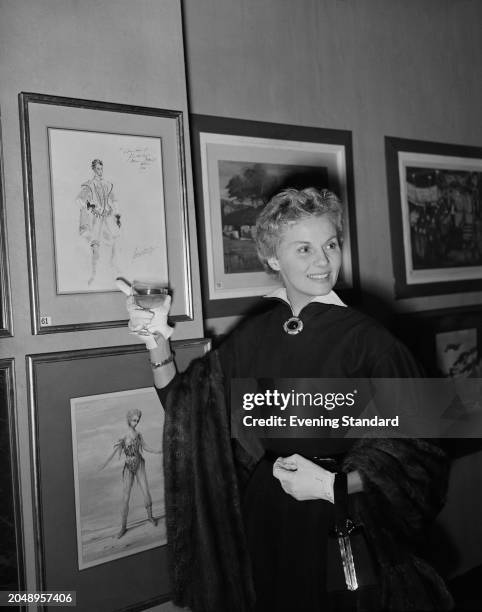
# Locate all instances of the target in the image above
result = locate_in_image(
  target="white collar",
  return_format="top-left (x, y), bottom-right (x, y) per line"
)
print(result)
top-left (263, 287), bottom-right (346, 308)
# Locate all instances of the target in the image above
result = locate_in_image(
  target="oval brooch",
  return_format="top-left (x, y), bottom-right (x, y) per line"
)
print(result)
top-left (283, 316), bottom-right (303, 335)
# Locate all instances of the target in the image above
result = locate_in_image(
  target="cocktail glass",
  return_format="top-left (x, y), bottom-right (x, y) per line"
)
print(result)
top-left (131, 279), bottom-right (169, 336)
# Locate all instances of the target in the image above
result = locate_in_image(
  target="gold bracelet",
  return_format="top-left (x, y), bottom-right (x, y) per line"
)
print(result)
top-left (150, 354), bottom-right (174, 369)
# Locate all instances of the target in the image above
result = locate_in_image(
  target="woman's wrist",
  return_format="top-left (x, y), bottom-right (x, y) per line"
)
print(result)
top-left (149, 336), bottom-right (172, 359)
top-left (149, 340), bottom-right (176, 388)
top-left (152, 361), bottom-right (176, 389)
top-left (150, 354), bottom-right (174, 369)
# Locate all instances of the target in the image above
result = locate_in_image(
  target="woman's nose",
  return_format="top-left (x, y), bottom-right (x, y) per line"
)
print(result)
top-left (313, 248), bottom-right (329, 265)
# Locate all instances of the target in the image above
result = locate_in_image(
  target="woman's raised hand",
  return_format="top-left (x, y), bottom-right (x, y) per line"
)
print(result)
top-left (126, 294), bottom-right (174, 348)
top-left (116, 278), bottom-right (174, 349)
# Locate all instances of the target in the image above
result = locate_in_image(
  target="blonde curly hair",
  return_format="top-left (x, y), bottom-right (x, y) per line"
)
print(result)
top-left (255, 187), bottom-right (343, 272)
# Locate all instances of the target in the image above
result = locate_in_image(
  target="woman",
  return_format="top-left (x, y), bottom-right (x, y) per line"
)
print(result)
top-left (125, 188), bottom-right (452, 611)
top-left (100, 407), bottom-right (161, 538)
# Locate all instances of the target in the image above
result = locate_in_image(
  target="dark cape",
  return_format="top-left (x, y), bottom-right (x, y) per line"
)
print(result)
top-left (162, 302), bottom-right (454, 612)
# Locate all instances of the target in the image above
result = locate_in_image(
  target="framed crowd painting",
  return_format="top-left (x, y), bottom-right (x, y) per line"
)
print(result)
top-left (385, 136), bottom-right (482, 298)
top-left (19, 92), bottom-right (193, 334)
top-left (0, 121), bottom-right (13, 337)
top-left (0, 359), bottom-right (25, 599)
top-left (27, 339), bottom-right (210, 612)
top-left (191, 115), bottom-right (359, 317)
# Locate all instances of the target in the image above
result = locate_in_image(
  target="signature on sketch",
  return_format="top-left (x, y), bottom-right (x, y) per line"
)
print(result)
top-left (133, 246), bottom-right (158, 260)
top-left (121, 147), bottom-right (157, 171)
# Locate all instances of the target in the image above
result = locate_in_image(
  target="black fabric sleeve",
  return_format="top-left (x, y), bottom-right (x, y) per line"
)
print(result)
top-left (155, 372), bottom-right (180, 407)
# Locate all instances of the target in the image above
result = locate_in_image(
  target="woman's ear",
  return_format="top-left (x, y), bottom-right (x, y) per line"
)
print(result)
top-left (267, 256), bottom-right (280, 272)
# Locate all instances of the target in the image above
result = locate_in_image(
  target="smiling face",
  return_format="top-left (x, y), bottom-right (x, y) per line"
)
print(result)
top-left (267, 214), bottom-right (342, 314)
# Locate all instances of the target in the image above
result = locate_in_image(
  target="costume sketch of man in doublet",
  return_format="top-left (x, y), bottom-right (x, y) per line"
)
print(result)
top-left (76, 158), bottom-right (121, 285)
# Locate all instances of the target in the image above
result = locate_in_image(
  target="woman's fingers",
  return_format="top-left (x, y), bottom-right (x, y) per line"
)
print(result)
top-left (273, 456), bottom-right (298, 472)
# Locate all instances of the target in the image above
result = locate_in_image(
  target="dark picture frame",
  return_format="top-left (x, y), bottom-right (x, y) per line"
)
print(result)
top-left (0, 359), bottom-right (25, 598)
top-left (191, 115), bottom-right (359, 318)
top-left (0, 121), bottom-right (13, 337)
top-left (396, 305), bottom-right (482, 378)
top-left (385, 136), bottom-right (482, 298)
top-left (19, 92), bottom-right (194, 334)
top-left (26, 339), bottom-right (210, 612)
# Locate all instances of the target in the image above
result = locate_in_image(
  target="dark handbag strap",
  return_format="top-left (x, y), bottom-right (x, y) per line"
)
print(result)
top-left (333, 472), bottom-right (357, 535)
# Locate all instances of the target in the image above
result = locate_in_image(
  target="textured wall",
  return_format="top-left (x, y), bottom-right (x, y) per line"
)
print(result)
top-left (182, 0), bottom-right (482, 331)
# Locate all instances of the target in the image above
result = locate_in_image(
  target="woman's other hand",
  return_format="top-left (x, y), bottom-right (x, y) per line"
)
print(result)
top-left (273, 454), bottom-right (335, 503)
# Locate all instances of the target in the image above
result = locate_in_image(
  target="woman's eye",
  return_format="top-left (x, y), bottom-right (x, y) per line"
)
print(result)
top-left (326, 241), bottom-right (339, 250)
top-left (297, 245), bottom-right (311, 254)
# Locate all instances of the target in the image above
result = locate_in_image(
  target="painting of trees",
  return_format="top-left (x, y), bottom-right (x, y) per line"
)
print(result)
top-left (218, 160), bottom-right (329, 273)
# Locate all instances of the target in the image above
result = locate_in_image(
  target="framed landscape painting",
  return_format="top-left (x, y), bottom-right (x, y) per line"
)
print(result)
top-left (191, 115), bottom-right (359, 317)
top-left (19, 92), bottom-right (193, 333)
top-left (385, 136), bottom-right (482, 298)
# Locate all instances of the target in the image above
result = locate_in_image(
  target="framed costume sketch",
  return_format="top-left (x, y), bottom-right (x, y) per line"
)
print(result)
top-left (191, 115), bottom-right (359, 317)
top-left (27, 339), bottom-right (210, 612)
top-left (71, 388), bottom-right (166, 570)
top-left (385, 136), bottom-right (482, 298)
top-left (0, 120), bottom-right (13, 337)
top-left (19, 92), bottom-right (193, 334)
top-left (0, 359), bottom-right (25, 597)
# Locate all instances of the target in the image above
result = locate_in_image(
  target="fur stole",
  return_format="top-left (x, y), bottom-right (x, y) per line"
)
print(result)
top-left (344, 439), bottom-right (453, 610)
top-left (163, 352), bottom-right (257, 612)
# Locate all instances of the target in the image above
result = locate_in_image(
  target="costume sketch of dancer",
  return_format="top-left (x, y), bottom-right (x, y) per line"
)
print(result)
top-left (76, 159), bottom-right (121, 285)
top-left (100, 408), bottom-right (161, 538)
